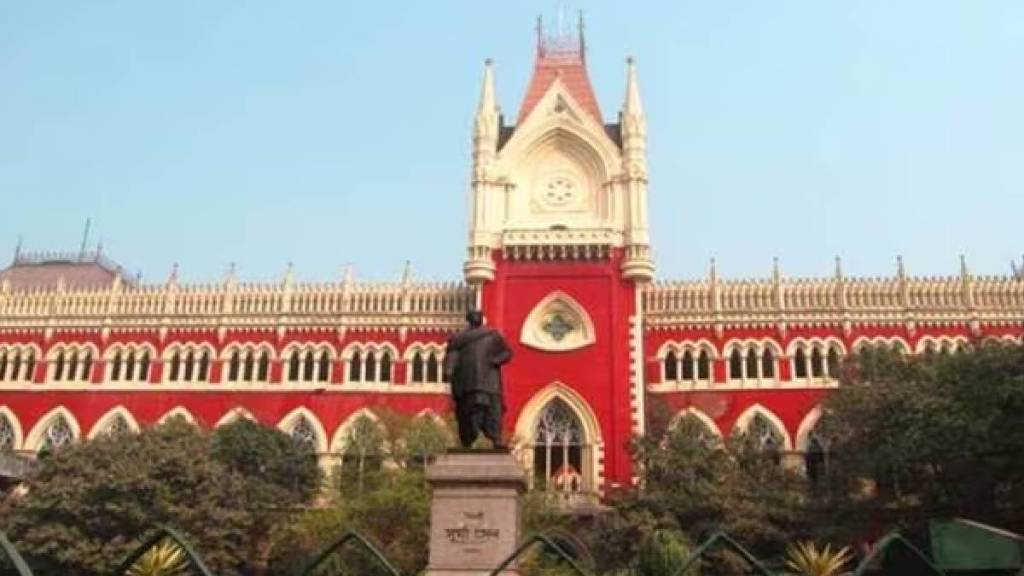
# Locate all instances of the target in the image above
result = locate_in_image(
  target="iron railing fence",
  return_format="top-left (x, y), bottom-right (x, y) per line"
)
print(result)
top-left (0, 526), bottom-right (953, 576)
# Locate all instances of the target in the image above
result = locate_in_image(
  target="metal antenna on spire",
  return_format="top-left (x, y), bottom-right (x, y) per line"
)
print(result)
top-left (79, 218), bottom-right (92, 262)
top-left (536, 15), bottom-right (544, 56)
top-left (578, 10), bottom-right (586, 62)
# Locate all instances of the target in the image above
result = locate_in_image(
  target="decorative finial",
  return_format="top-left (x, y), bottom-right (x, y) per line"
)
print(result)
top-left (78, 218), bottom-right (92, 262)
top-left (772, 256), bottom-right (780, 277)
top-left (960, 254), bottom-right (969, 278)
top-left (896, 255), bottom-right (905, 278)
top-left (12, 235), bottom-right (22, 264)
top-left (283, 262), bottom-right (295, 287)
top-left (709, 257), bottom-right (718, 281)
top-left (224, 262), bottom-right (237, 286)
top-left (342, 263), bottom-right (354, 285)
top-left (623, 55), bottom-right (644, 117)
top-left (834, 256), bottom-right (843, 278)
top-left (401, 260), bottom-right (413, 285)
top-left (167, 262), bottom-right (179, 285)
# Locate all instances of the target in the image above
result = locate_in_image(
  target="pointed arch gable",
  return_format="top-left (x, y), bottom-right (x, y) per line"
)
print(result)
top-left (214, 407), bottom-right (257, 428)
top-left (88, 405), bottom-right (141, 439)
top-left (514, 382), bottom-right (604, 448)
top-left (0, 406), bottom-right (25, 451)
top-left (669, 407), bottom-right (723, 439)
top-left (520, 291), bottom-right (596, 352)
top-left (25, 406), bottom-right (81, 451)
top-left (731, 404), bottom-right (793, 450)
top-left (157, 406), bottom-right (197, 425)
top-left (277, 407), bottom-right (328, 454)
top-left (329, 408), bottom-right (385, 453)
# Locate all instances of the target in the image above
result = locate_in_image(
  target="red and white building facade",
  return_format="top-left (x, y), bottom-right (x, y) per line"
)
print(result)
top-left (1, 27), bottom-right (1023, 501)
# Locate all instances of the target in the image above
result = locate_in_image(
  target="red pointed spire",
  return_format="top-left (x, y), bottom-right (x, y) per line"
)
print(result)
top-left (516, 13), bottom-right (602, 126)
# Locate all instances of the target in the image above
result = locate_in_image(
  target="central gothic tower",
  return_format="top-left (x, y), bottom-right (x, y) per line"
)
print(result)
top-left (465, 20), bottom-right (652, 494)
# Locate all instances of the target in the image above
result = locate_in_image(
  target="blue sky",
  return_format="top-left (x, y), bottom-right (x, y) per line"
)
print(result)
top-left (1, 2), bottom-right (1021, 283)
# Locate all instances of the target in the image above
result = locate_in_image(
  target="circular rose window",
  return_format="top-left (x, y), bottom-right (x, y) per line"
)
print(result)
top-left (543, 176), bottom-right (576, 207)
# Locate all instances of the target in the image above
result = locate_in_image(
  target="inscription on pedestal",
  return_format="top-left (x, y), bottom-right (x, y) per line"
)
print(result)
top-left (425, 451), bottom-right (526, 576)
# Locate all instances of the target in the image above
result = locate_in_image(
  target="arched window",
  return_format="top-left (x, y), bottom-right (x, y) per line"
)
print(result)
top-left (183, 351), bottom-right (195, 381)
top-left (243, 351), bottom-right (255, 382)
top-left (664, 351), bottom-right (679, 381)
top-left (257, 352), bottom-right (269, 382)
top-left (67, 351), bottom-right (78, 381)
top-left (125, 351), bottom-right (137, 381)
top-left (338, 415), bottom-right (385, 493)
top-left (411, 352), bottom-right (425, 383)
top-left (291, 416), bottom-right (317, 453)
top-left (827, 347), bottom-right (841, 379)
top-left (762, 349), bottom-right (775, 379)
top-left (697, 350), bottom-right (711, 380)
top-left (0, 351), bottom-right (7, 381)
top-left (794, 348), bottom-right (808, 378)
top-left (0, 414), bottom-right (14, 452)
top-left (533, 399), bottom-right (586, 494)
top-left (364, 352), bottom-right (377, 382)
top-left (810, 347), bottom-right (824, 378)
top-left (317, 351), bottom-right (330, 382)
top-left (198, 351), bottom-right (210, 381)
top-left (41, 415), bottom-right (74, 452)
top-left (729, 349), bottom-right (743, 380)
top-left (745, 349), bottom-right (759, 379)
top-left (288, 352), bottom-right (300, 382)
top-left (138, 351), bottom-right (150, 382)
top-left (426, 353), bottom-right (439, 383)
top-left (748, 413), bottom-right (784, 457)
top-left (349, 352), bottom-right (362, 382)
top-left (104, 414), bottom-right (130, 436)
top-left (169, 352), bottom-right (181, 382)
top-left (53, 351), bottom-right (66, 381)
top-left (228, 351), bottom-right (241, 382)
top-left (80, 351), bottom-right (92, 382)
top-left (25, 353), bottom-right (35, 381)
top-left (681, 350), bottom-right (695, 380)
top-left (303, 351), bottom-right (315, 382)
top-left (111, 351), bottom-right (123, 382)
top-left (379, 352), bottom-right (392, 382)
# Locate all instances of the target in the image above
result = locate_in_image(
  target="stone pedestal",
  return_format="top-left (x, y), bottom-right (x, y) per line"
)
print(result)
top-left (425, 449), bottom-right (526, 576)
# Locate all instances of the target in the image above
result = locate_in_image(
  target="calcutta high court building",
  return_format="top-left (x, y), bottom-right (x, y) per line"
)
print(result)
top-left (1, 23), bottom-right (1023, 504)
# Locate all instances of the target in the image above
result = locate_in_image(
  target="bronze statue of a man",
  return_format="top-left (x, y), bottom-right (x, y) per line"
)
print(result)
top-left (443, 310), bottom-right (512, 448)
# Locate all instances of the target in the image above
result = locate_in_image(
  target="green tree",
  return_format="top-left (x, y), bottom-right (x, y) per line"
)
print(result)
top-left (633, 411), bottom-right (808, 563)
top-left (210, 418), bottom-right (323, 575)
top-left (821, 341), bottom-right (1024, 533)
top-left (270, 466), bottom-right (430, 576)
top-left (0, 418), bottom-right (250, 576)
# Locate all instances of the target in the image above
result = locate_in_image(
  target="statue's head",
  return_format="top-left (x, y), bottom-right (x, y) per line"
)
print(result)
top-left (466, 309), bottom-right (484, 328)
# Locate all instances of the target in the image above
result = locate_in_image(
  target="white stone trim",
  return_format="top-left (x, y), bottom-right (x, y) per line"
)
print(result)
top-left (795, 405), bottom-right (823, 452)
top-left (0, 405), bottom-right (25, 451)
top-left (520, 291), bottom-right (596, 352)
top-left (214, 407), bottom-right (256, 427)
top-left (329, 408), bottom-right (384, 454)
top-left (915, 335), bottom-right (971, 354)
top-left (87, 405), bottom-right (141, 439)
top-left (732, 403), bottom-right (793, 450)
top-left (157, 406), bottom-right (197, 425)
top-left (24, 405), bottom-right (81, 451)
top-left (852, 335), bottom-right (910, 353)
top-left (277, 406), bottom-right (329, 455)
top-left (512, 382), bottom-right (605, 494)
top-left (668, 407), bottom-right (723, 439)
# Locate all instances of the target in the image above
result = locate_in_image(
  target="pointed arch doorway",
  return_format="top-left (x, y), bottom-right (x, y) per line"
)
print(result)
top-left (515, 383), bottom-right (603, 505)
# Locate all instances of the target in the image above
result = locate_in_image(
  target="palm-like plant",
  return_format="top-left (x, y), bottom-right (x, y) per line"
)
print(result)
top-left (785, 541), bottom-right (853, 576)
top-left (126, 539), bottom-right (190, 576)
